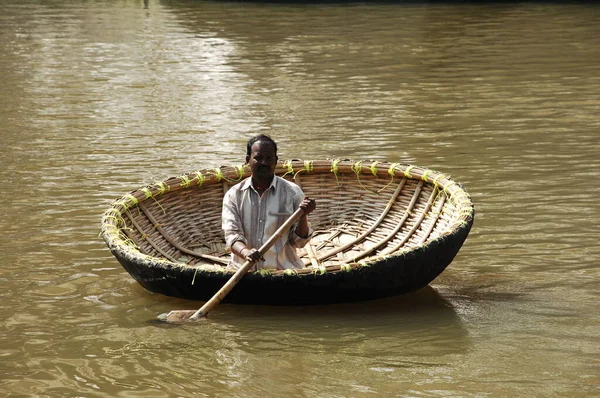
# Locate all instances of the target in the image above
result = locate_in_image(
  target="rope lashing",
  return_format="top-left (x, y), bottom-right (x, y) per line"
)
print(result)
top-left (179, 174), bottom-right (192, 188)
top-left (421, 170), bottom-right (432, 182)
top-left (283, 269), bottom-right (299, 276)
top-left (213, 165), bottom-right (246, 183)
top-left (256, 269), bottom-right (272, 276)
top-left (331, 159), bottom-right (341, 185)
top-left (141, 187), bottom-right (153, 199)
top-left (304, 160), bottom-right (314, 172)
top-left (281, 160), bottom-right (294, 178)
top-left (370, 161), bottom-right (379, 174)
top-left (352, 161), bottom-right (378, 194)
top-left (432, 174), bottom-right (446, 188)
top-left (148, 193), bottom-right (166, 214)
top-left (233, 164), bottom-right (245, 181)
top-left (155, 181), bottom-right (169, 195)
top-left (121, 236), bottom-right (138, 249)
top-left (293, 160), bottom-right (314, 179)
top-left (313, 266), bottom-right (327, 275)
top-left (442, 181), bottom-right (458, 202)
top-left (212, 168), bottom-right (224, 182)
top-left (193, 171), bottom-right (205, 187)
top-left (134, 182), bottom-right (168, 214)
top-left (378, 163), bottom-right (401, 193)
top-left (104, 207), bottom-right (122, 218)
top-left (123, 194), bottom-right (138, 207)
top-left (101, 214), bottom-right (122, 225)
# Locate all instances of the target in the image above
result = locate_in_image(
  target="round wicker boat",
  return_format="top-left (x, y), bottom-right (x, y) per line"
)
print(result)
top-left (100, 159), bottom-right (474, 305)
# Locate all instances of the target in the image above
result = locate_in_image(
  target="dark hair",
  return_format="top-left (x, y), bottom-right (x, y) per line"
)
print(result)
top-left (246, 134), bottom-right (278, 157)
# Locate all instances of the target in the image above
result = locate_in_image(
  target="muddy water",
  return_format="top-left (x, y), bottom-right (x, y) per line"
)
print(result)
top-left (1, 1), bottom-right (599, 396)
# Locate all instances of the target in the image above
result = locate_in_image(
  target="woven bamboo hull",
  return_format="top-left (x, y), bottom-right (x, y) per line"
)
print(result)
top-left (101, 159), bottom-right (474, 305)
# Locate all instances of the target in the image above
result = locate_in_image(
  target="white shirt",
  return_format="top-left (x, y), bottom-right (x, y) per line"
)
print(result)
top-left (222, 176), bottom-right (312, 271)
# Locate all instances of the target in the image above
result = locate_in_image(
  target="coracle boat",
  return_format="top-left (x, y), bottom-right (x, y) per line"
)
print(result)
top-left (100, 159), bottom-right (474, 305)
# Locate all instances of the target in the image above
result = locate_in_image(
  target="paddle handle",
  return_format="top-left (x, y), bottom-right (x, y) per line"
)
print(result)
top-left (188, 207), bottom-right (305, 320)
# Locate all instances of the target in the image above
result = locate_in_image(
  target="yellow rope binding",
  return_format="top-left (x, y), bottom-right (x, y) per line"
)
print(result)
top-left (141, 187), bottom-right (153, 199)
top-left (369, 161), bottom-right (379, 176)
top-left (421, 169), bottom-right (432, 182)
top-left (193, 171), bottom-right (205, 187)
top-left (212, 168), bottom-right (225, 182)
top-left (233, 164), bottom-right (245, 181)
top-left (281, 160), bottom-right (294, 178)
top-left (213, 165), bottom-right (246, 183)
top-left (340, 263), bottom-right (352, 272)
top-left (102, 214), bottom-right (122, 225)
top-left (432, 174), bottom-right (446, 188)
top-left (123, 194), bottom-right (138, 207)
top-left (155, 181), bottom-right (169, 195)
top-left (352, 161), bottom-right (379, 194)
top-left (146, 188), bottom-right (166, 214)
top-left (293, 160), bottom-right (314, 179)
top-left (378, 163), bottom-right (400, 193)
top-left (179, 174), bottom-right (192, 188)
top-left (351, 161), bottom-right (363, 176)
top-left (313, 266), bottom-right (327, 275)
top-left (331, 159), bottom-right (341, 185)
top-left (304, 160), bottom-right (314, 173)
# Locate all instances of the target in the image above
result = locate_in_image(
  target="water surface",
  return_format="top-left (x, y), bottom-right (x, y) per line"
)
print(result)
top-left (1, 0), bottom-right (599, 396)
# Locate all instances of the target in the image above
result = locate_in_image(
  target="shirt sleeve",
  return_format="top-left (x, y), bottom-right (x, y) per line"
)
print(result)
top-left (289, 226), bottom-right (313, 248)
top-left (222, 189), bottom-right (248, 248)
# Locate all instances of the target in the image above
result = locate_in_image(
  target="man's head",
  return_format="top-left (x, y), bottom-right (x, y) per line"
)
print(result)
top-left (246, 134), bottom-right (278, 181)
top-left (246, 134), bottom-right (278, 158)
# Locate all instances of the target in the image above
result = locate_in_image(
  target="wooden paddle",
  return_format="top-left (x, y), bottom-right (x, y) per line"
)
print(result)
top-left (163, 207), bottom-right (305, 323)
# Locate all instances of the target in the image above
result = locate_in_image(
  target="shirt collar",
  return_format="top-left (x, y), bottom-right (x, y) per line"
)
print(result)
top-left (240, 175), bottom-right (278, 192)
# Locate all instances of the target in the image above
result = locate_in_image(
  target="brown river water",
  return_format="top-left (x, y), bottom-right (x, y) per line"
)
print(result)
top-left (1, 0), bottom-right (599, 396)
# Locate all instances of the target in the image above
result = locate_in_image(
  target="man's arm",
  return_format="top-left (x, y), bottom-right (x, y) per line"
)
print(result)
top-left (231, 241), bottom-right (263, 262)
top-left (294, 197), bottom-right (316, 238)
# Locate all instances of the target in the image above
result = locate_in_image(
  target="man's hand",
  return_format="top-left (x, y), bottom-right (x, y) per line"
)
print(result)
top-left (242, 247), bottom-right (264, 262)
top-left (233, 241), bottom-right (264, 263)
top-left (299, 197), bottom-right (316, 215)
top-left (295, 197), bottom-right (316, 239)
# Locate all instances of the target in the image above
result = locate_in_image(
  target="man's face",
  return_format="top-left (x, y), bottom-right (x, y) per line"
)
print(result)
top-left (247, 141), bottom-right (278, 180)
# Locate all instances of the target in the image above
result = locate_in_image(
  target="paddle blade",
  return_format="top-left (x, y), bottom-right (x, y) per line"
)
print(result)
top-left (159, 310), bottom-right (206, 324)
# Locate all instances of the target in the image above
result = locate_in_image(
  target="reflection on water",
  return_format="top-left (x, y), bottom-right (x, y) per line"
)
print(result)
top-left (1, 0), bottom-right (600, 396)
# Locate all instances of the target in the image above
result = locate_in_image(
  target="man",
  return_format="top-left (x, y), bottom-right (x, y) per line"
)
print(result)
top-left (222, 134), bottom-right (317, 271)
